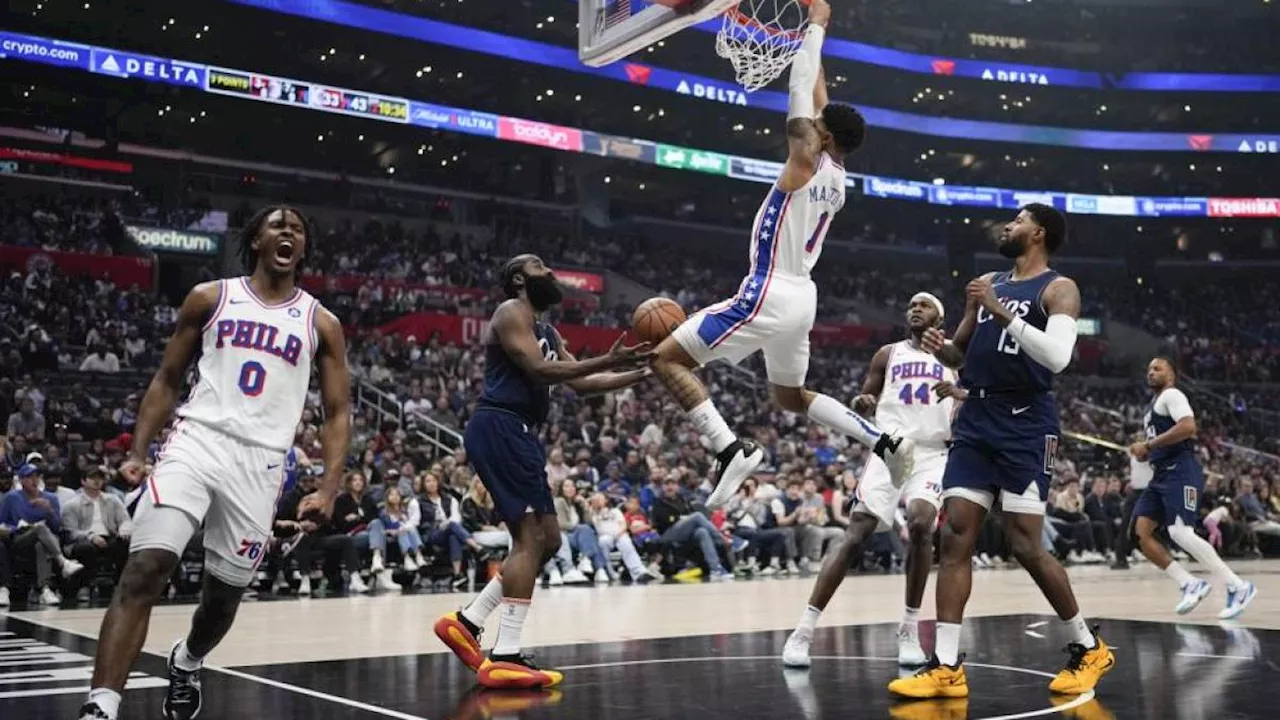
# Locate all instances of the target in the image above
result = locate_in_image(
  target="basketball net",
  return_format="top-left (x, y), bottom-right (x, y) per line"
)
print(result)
top-left (715, 0), bottom-right (810, 92)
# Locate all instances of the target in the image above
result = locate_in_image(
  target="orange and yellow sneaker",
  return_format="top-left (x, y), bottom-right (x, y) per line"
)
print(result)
top-left (887, 655), bottom-right (969, 699)
top-left (476, 653), bottom-right (564, 690)
top-left (1049, 633), bottom-right (1115, 695)
top-left (433, 611), bottom-right (485, 672)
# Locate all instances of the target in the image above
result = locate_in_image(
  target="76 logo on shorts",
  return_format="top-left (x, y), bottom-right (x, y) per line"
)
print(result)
top-left (236, 538), bottom-right (265, 561)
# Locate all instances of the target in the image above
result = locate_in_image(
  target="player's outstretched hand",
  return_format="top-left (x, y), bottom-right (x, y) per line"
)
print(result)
top-left (851, 393), bottom-right (877, 415)
top-left (966, 276), bottom-right (1000, 312)
top-left (934, 381), bottom-right (967, 401)
top-left (1128, 441), bottom-right (1150, 461)
top-left (297, 489), bottom-right (338, 521)
top-left (920, 327), bottom-right (947, 355)
top-left (606, 333), bottom-right (656, 368)
top-left (808, 0), bottom-right (831, 27)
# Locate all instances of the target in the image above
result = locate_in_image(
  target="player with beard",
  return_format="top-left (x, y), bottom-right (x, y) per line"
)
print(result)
top-left (434, 254), bottom-right (653, 689)
top-left (80, 207), bottom-right (351, 720)
top-left (783, 292), bottom-right (958, 669)
top-left (890, 204), bottom-right (1115, 702)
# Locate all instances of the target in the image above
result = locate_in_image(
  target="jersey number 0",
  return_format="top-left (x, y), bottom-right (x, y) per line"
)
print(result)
top-left (238, 361), bottom-right (267, 397)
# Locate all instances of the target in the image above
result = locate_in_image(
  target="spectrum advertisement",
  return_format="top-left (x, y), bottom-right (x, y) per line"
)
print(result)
top-left (218, 1), bottom-right (1280, 153)
top-left (4, 28), bottom-right (1279, 220)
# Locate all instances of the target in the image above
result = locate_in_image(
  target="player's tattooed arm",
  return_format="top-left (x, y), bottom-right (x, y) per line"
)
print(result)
top-left (123, 282), bottom-right (219, 479)
top-left (308, 307), bottom-right (352, 514)
top-left (493, 301), bottom-right (652, 385)
top-left (553, 330), bottom-right (651, 397)
top-left (852, 345), bottom-right (891, 416)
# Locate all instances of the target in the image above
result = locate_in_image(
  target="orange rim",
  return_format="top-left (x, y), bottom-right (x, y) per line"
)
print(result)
top-left (722, 1), bottom-right (808, 41)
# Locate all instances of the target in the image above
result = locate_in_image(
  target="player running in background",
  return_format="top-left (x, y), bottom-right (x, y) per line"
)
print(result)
top-left (889, 204), bottom-right (1115, 701)
top-left (434, 254), bottom-right (652, 690)
top-left (80, 207), bottom-right (351, 720)
top-left (1129, 356), bottom-right (1257, 619)
top-left (650, 0), bottom-right (913, 508)
top-left (784, 292), bottom-right (959, 669)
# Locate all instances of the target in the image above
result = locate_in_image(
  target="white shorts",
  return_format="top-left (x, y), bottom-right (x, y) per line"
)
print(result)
top-left (854, 446), bottom-right (946, 528)
top-left (673, 274), bottom-right (817, 387)
top-left (130, 419), bottom-right (287, 587)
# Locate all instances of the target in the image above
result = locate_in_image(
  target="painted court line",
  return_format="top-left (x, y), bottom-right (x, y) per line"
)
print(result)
top-left (1175, 651), bottom-right (1253, 660)
top-left (558, 654), bottom-right (1096, 720)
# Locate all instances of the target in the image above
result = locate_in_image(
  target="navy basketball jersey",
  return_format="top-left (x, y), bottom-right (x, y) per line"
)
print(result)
top-left (962, 270), bottom-right (1061, 393)
top-left (480, 319), bottom-right (561, 425)
top-left (1144, 388), bottom-right (1196, 466)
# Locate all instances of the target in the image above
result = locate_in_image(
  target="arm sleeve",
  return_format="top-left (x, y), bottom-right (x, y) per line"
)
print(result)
top-left (786, 25), bottom-right (825, 119)
top-left (1154, 389), bottom-right (1195, 421)
top-left (1005, 314), bottom-right (1078, 374)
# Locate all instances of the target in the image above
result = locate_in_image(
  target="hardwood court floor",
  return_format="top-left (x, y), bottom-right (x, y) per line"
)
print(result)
top-left (2, 559), bottom-right (1277, 718)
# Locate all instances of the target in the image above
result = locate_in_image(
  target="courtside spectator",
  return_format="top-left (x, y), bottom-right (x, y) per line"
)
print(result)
top-left (588, 492), bottom-right (655, 582)
top-left (369, 487), bottom-right (426, 578)
top-left (417, 471), bottom-right (483, 588)
top-left (0, 464), bottom-right (84, 604)
top-left (555, 479), bottom-right (610, 584)
top-left (61, 467), bottom-right (132, 599)
top-left (460, 477), bottom-right (510, 552)
top-left (651, 474), bottom-right (733, 581)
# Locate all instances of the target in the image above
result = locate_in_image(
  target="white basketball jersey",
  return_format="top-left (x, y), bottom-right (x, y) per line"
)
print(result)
top-left (177, 277), bottom-right (320, 452)
top-left (748, 152), bottom-right (845, 279)
top-left (875, 340), bottom-right (956, 447)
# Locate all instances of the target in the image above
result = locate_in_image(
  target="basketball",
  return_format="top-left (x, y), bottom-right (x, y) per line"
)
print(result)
top-left (632, 297), bottom-right (686, 343)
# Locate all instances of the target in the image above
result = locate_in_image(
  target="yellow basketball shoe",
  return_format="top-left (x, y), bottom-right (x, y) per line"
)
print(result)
top-left (887, 655), bottom-right (969, 699)
top-left (1049, 632), bottom-right (1115, 694)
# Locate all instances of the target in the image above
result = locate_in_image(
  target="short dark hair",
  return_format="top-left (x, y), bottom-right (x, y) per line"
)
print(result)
top-left (1153, 356), bottom-right (1179, 376)
top-left (237, 205), bottom-right (312, 275)
top-left (500, 254), bottom-right (537, 299)
top-left (1022, 203), bottom-right (1067, 254)
top-left (821, 103), bottom-right (866, 155)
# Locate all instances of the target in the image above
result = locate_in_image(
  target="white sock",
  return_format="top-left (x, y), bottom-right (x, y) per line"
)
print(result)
top-left (807, 394), bottom-right (883, 448)
top-left (1163, 560), bottom-right (1197, 588)
top-left (935, 622), bottom-right (961, 666)
top-left (688, 399), bottom-right (735, 453)
top-left (87, 688), bottom-right (121, 719)
top-left (1060, 613), bottom-right (1096, 649)
top-left (796, 604), bottom-right (821, 634)
top-left (1169, 521), bottom-right (1244, 590)
top-left (173, 640), bottom-right (203, 672)
top-left (491, 598), bottom-right (530, 656)
top-left (462, 575), bottom-right (504, 627)
top-left (902, 606), bottom-right (921, 629)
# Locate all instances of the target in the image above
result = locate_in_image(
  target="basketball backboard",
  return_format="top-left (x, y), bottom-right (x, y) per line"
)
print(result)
top-left (579, 0), bottom-right (739, 67)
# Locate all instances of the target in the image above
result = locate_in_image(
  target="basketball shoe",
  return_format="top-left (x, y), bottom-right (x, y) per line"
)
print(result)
top-left (1175, 579), bottom-right (1212, 615)
top-left (875, 434), bottom-right (916, 487)
top-left (476, 653), bottom-right (563, 690)
top-left (1048, 633), bottom-right (1115, 694)
top-left (706, 439), bottom-right (765, 508)
top-left (162, 640), bottom-right (202, 720)
top-left (887, 655), bottom-right (968, 699)
top-left (433, 611), bottom-right (485, 671)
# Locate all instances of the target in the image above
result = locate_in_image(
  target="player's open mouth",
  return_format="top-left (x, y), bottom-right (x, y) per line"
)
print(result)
top-left (274, 241), bottom-right (296, 263)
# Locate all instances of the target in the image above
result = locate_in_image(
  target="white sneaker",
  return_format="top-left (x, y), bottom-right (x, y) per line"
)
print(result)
top-left (349, 573), bottom-right (370, 594)
top-left (594, 568), bottom-right (610, 584)
top-left (562, 568), bottom-right (589, 584)
top-left (785, 561), bottom-right (800, 575)
top-left (61, 558), bottom-right (85, 578)
top-left (370, 551), bottom-right (385, 573)
top-left (798, 558), bottom-right (813, 574)
top-left (978, 553), bottom-right (995, 568)
top-left (403, 555), bottom-right (420, 572)
top-left (548, 567), bottom-right (564, 586)
top-left (706, 440), bottom-right (765, 509)
top-left (758, 563), bottom-right (779, 576)
top-left (377, 569), bottom-right (397, 589)
top-left (1175, 579), bottom-right (1212, 615)
top-left (878, 435), bottom-right (916, 488)
top-left (782, 630), bottom-right (813, 668)
top-left (39, 587), bottom-right (61, 605)
top-left (709, 569), bottom-right (735, 582)
top-left (897, 623), bottom-right (927, 666)
top-left (578, 556), bottom-right (594, 575)
top-left (1068, 551), bottom-right (1085, 564)
top-left (1218, 581), bottom-right (1257, 620)
top-left (0, 586), bottom-right (9, 607)
top-left (298, 576), bottom-right (312, 596)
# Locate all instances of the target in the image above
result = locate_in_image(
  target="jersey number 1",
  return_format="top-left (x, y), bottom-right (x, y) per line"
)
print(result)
top-left (898, 383), bottom-right (931, 406)
top-left (238, 361), bottom-right (266, 397)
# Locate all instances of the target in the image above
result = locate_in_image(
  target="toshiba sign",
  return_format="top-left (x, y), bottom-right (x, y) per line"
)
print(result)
top-left (1207, 198), bottom-right (1280, 218)
top-left (498, 117), bottom-right (583, 152)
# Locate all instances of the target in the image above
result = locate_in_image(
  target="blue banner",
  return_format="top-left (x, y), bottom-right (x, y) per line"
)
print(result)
top-left (0, 30), bottom-right (90, 71)
top-left (90, 48), bottom-right (206, 88)
top-left (409, 102), bottom-right (499, 137)
top-left (221, 0), bottom-right (1280, 153)
top-left (1134, 197), bottom-right (1209, 217)
top-left (929, 185), bottom-right (1003, 208)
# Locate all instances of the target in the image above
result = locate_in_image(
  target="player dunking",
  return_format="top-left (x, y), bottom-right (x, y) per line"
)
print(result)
top-left (79, 207), bottom-right (351, 720)
top-left (889, 204), bottom-right (1115, 701)
top-left (433, 254), bottom-right (652, 689)
top-left (1129, 357), bottom-right (1257, 618)
top-left (783, 293), bottom-right (958, 668)
top-left (651, 0), bottom-right (912, 507)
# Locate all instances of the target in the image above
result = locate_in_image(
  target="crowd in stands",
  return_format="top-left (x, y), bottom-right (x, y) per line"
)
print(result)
top-left (2, 196), bottom-right (1279, 609)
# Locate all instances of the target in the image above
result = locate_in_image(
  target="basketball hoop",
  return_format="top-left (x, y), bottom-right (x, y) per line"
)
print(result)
top-left (716, 0), bottom-right (810, 92)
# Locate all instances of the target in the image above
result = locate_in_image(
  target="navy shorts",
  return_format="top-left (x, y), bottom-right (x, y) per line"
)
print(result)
top-left (464, 408), bottom-right (553, 525)
top-left (943, 392), bottom-right (1060, 504)
top-left (1134, 458), bottom-right (1203, 527)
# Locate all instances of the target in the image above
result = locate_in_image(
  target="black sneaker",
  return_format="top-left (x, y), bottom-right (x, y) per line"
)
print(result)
top-left (163, 642), bottom-right (203, 720)
top-left (76, 702), bottom-right (111, 720)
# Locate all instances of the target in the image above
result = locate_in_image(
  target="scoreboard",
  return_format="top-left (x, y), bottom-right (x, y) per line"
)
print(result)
top-left (206, 67), bottom-right (409, 124)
